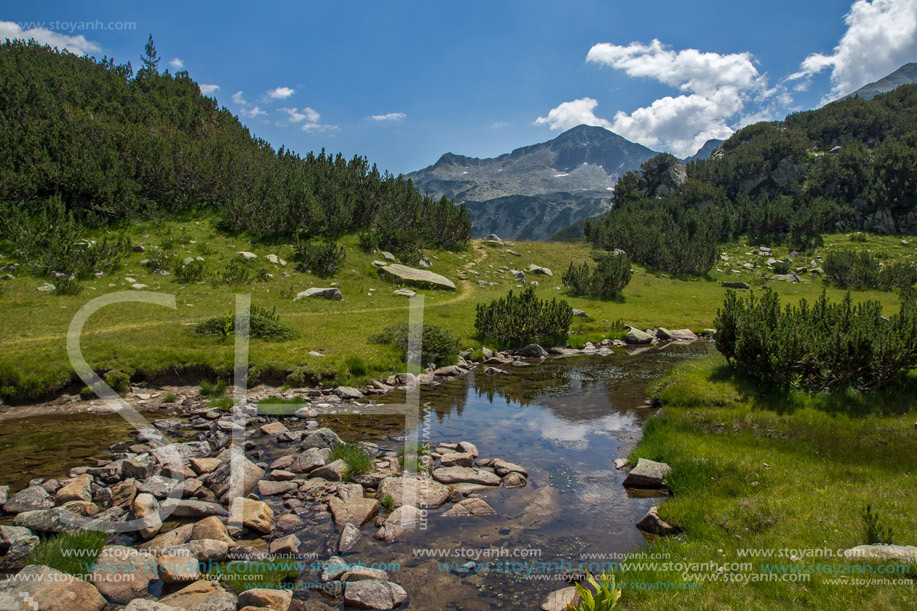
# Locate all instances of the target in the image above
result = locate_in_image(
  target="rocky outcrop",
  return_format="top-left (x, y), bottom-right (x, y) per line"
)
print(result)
top-left (294, 287), bottom-right (343, 301)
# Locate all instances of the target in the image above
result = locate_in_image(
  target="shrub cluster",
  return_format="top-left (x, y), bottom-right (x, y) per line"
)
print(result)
top-left (474, 286), bottom-right (573, 346)
top-left (823, 249), bottom-right (917, 292)
top-left (194, 305), bottom-right (299, 341)
top-left (292, 236), bottom-right (345, 277)
top-left (715, 289), bottom-right (917, 392)
top-left (370, 323), bottom-right (459, 367)
top-left (562, 252), bottom-right (632, 298)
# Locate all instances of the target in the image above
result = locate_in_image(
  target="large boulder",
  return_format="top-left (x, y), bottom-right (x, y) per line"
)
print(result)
top-left (238, 589), bottom-right (293, 611)
top-left (202, 447), bottom-right (265, 503)
top-left (328, 496), bottom-right (380, 530)
top-left (0, 565), bottom-right (106, 611)
top-left (90, 545), bottom-right (159, 604)
top-left (624, 326), bottom-right (654, 345)
top-left (843, 544), bottom-right (917, 563)
top-left (442, 497), bottom-right (496, 517)
top-left (377, 264), bottom-right (456, 290)
top-left (190, 516), bottom-right (235, 546)
top-left (301, 428), bottom-right (344, 450)
top-left (3, 485), bottom-right (54, 513)
top-left (229, 497), bottom-right (275, 534)
top-left (13, 508), bottom-right (82, 534)
top-left (375, 505), bottom-right (425, 543)
top-left (636, 506), bottom-right (679, 536)
top-left (311, 459), bottom-right (347, 482)
top-left (517, 344), bottom-right (547, 358)
top-left (375, 476), bottom-right (451, 508)
top-left (137, 524), bottom-right (193, 555)
top-left (656, 328), bottom-right (698, 341)
top-left (343, 579), bottom-right (409, 610)
top-left (294, 287), bottom-right (343, 301)
top-left (291, 447), bottom-right (332, 473)
top-left (53, 474), bottom-right (93, 505)
top-left (132, 493), bottom-right (162, 539)
top-left (622, 458), bottom-right (671, 488)
top-left (0, 525), bottom-right (39, 571)
top-left (540, 586), bottom-right (581, 611)
top-left (160, 499), bottom-right (228, 520)
top-left (158, 580), bottom-right (237, 611)
top-left (527, 264), bottom-right (553, 277)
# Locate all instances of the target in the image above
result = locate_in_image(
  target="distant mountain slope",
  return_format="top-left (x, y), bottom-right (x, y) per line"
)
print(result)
top-left (407, 125), bottom-right (658, 239)
top-left (844, 63), bottom-right (917, 100)
top-left (684, 138), bottom-right (724, 163)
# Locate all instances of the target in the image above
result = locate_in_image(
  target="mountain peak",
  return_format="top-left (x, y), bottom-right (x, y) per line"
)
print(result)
top-left (843, 63), bottom-right (917, 101)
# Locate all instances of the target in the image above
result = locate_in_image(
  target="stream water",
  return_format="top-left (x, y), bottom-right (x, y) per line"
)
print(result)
top-left (0, 342), bottom-right (712, 609)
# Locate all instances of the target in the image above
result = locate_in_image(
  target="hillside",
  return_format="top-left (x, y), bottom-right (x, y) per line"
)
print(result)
top-left (407, 125), bottom-right (658, 239)
top-left (844, 62), bottom-right (917, 100)
top-left (0, 40), bottom-right (470, 259)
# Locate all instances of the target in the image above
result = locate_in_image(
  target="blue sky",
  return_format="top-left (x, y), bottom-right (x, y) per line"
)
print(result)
top-left (3, 1), bottom-right (916, 173)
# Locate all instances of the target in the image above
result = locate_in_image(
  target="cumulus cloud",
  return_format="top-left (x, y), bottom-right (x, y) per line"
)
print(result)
top-left (0, 20), bottom-right (100, 55)
top-left (231, 91), bottom-right (247, 105)
top-left (534, 98), bottom-right (613, 131)
top-left (240, 106), bottom-right (267, 118)
top-left (280, 107), bottom-right (320, 123)
top-left (369, 112), bottom-right (406, 121)
top-left (267, 86), bottom-right (295, 99)
top-left (169, 57), bottom-right (185, 70)
top-left (198, 84), bottom-right (220, 95)
top-left (788, 0), bottom-right (917, 101)
top-left (537, 39), bottom-right (781, 157)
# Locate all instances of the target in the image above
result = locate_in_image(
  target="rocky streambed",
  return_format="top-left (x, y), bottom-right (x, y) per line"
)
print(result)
top-left (0, 340), bottom-right (712, 610)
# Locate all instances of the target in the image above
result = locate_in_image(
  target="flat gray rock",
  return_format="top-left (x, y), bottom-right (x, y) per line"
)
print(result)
top-left (622, 458), bottom-right (671, 488)
top-left (377, 264), bottom-right (455, 290)
top-left (294, 287), bottom-right (343, 301)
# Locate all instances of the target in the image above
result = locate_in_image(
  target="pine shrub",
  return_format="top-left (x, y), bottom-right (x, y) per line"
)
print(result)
top-left (370, 323), bottom-right (459, 367)
top-left (474, 286), bottom-right (573, 346)
top-left (562, 252), bottom-right (632, 298)
top-left (194, 305), bottom-right (299, 341)
top-left (715, 289), bottom-right (917, 392)
top-left (292, 237), bottom-right (346, 277)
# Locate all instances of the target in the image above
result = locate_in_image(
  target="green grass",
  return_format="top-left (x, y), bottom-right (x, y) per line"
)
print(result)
top-left (162, 392), bottom-right (177, 403)
top-left (615, 356), bottom-right (917, 610)
top-left (330, 442), bottom-right (374, 480)
top-left (207, 559), bottom-right (300, 593)
top-left (256, 396), bottom-right (305, 415)
top-left (199, 379), bottom-right (227, 398)
top-left (25, 530), bottom-right (109, 577)
top-left (0, 217), bottom-right (911, 402)
top-left (209, 396), bottom-right (234, 411)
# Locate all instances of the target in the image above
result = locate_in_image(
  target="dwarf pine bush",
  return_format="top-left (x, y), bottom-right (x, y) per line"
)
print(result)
top-left (715, 289), bottom-right (917, 392)
top-left (474, 286), bottom-right (573, 346)
top-left (292, 236), bottom-right (346, 277)
top-left (562, 252), bottom-right (632, 298)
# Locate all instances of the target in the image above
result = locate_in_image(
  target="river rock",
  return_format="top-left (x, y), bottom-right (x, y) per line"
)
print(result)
top-left (636, 506), bottom-right (679, 535)
top-left (123, 601), bottom-right (185, 611)
top-left (190, 457), bottom-right (221, 475)
top-left (624, 326), bottom-right (654, 344)
top-left (12, 508), bottom-right (81, 533)
top-left (343, 579), bottom-right (408, 610)
top-left (138, 475), bottom-right (180, 499)
top-left (53, 474), bottom-right (93, 505)
top-left (329, 496), bottom-right (380, 529)
top-left (229, 497), bottom-right (275, 533)
top-left (336, 385), bottom-right (364, 399)
top-left (656, 328), bottom-right (698, 341)
top-left (432, 467), bottom-right (501, 486)
top-left (157, 554), bottom-right (200, 583)
top-left (158, 580), bottom-right (237, 611)
top-left (3, 485), bottom-right (53, 513)
top-left (301, 428), bottom-right (343, 450)
top-left (376, 476), bottom-right (451, 508)
top-left (238, 588), bottom-right (293, 611)
top-left (294, 287), bottom-right (343, 301)
top-left (133, 493), bottom-right (162, 539)
top-left (110, 479), bottom-right (138, 509)
top-left (90, 545), bottom-right (158, 604)
top-left (540, 586), bottom-right (581, 611)
top-left (492, 459), bottom-right (527, 477)
top-left (161, 499), bottom-right (228, 519)
top-left (268, 533), bottom-right (301, 556)
top-left (163, 539), bottom-right (230, 563)
top-left (0, 565), bottom-right (106, 611)
top-left (517, 343), bottom-right (547, 358)
top-left (376, 505), bottom-right (425, 543)
top-left (291, 447), bottom-right (332, 473)
top-left (191, 516), bottom-right (235, 546)
top-left (377, 264), bottom-right (456, 290)
top-left (150, 441), bottom-right (211, 467)
top-left (202, 446), bottom-right (265, 503)
top-left (338, 522), bottom-right (361, 553)
top-left (501, 472), bottom-right (527, 488)
top-left (622, 458), bottom-right (671, 488)
top-left (137, 524), bottom-right (193, 555)
top-left (440, 452), bottom-right (474, 467)
top-left (311, 459), bottom-right (347, 482)
top-left (0, 525), bottom-right (39, 571)
top-left (257, 480), bottom-right (299, 497)
top-left (260, 422), bottom-right (289, 436)
top-left (442, 497), bottom-right (496, 517)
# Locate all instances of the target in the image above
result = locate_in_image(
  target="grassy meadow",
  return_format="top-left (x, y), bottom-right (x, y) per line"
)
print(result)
top-left (0, 217), bottom-right (913, 402)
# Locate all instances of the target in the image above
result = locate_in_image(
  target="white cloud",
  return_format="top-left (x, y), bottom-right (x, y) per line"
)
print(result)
top-left (240, 106), bottom-right (267, 118)
top-left (280, 107), bottom-right (320, 123)
top-left (537, 39), bottom-right (782, 157)
top-left (199, 84), bottom-right (220, 95)
top-left (587, 39), bottom-right (765, 96)
top-left (0, 20), bottom-right (100, 55)
top-left (788, 0), bottom-right (917, 101)
top-left (369, 112), bottom-right (406, 121)
top-left (169, 57), bottom-right (185, 70)
top-left (231, 91), bottom-right (247, 105)
top-left (534, 97), bottom-right (613, 131)
top-left (267, 86), bottom-right (295, 99)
